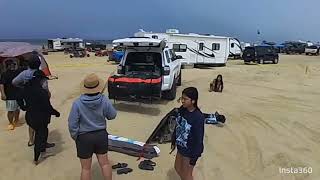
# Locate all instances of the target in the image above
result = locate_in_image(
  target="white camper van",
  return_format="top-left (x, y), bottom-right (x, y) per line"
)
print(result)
top-left (48, 38), bottom-right (84, 51)
top-left (134, 29), bottom-right (230, 66)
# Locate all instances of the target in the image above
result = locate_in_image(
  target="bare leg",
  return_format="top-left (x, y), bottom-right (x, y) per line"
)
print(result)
top-left (80, 158), bottom-right (92, 180)
top-left (174, 152), bottom-right (183, 179)
top-left (14, 110), bottom-right (20, 124)
top-left (96, 154), bottom-right (112, 180)
top-left (29, 126), bottom-right (35, 145)
top-left (7, 111), bottom-right (14, 124)
top-left (7, 111), bottom-right (15, 130)
top-left (180, 156), bottom-right (195, 180)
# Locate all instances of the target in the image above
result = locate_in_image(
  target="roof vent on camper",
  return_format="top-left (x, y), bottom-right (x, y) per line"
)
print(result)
top-left (166, 29), bottom-right (179, 34)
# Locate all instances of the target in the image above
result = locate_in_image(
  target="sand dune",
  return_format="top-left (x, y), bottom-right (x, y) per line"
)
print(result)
top-left (0, 53), bottom-right (319, 180)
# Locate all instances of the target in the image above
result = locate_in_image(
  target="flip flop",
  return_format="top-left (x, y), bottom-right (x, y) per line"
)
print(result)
top-left (112, 163), bottom-right (128, 169)
top-left (143, 160), bottom-right (156, 166)
top-left (117, 167), bottom-right (133, 175)
top-left (139, 161), bottom-right (154, 171)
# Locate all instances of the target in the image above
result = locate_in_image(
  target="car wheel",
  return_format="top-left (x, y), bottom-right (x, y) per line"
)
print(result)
top-left (162, 80), bottom-right (177, 100)
top-left (177, 71), bottom-right (182, 86)
top-left (273, 58), bottom-right (279, 64)
top-left (259, 59), bottom-right (264, 64)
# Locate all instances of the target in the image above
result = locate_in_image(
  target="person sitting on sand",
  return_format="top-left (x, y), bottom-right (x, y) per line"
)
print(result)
top-left (17, 70), bottom-right (60, 165)
top-left (68, 73), bottom-right (117, 180)
top-left (209, 74), bottom-right (224, 92)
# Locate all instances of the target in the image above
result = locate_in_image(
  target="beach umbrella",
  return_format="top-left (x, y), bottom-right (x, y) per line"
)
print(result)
top-left (0, 42), bottom-right (52, 76)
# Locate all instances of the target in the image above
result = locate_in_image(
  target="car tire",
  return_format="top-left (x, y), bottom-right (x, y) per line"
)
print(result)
top-left (259, 59), bottom-right (264, 64)
top-left (273, 57), bottom-right (279, 64)
top-left (162, 80), bottom-right (177, 100)
top-left (177, 71), bottom-right (182, 86)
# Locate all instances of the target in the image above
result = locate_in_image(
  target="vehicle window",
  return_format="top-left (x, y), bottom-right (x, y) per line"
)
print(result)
top-left (212, 43), bottom-right (220, 50)
top-left (169, 49), bottom-right (177, 61)
top-left (126, 52), bottom-right (162, 65)
top-left (152, 35), bottom-right (158, 39)
top-left (165, 50), bottom-right (171, 63)
top-left (231, 43), bottom-right (235, 48)
top-left (199, 43), bottom-right (204, 51)
top-left (173, 44), bottom-right (187, 52)
top-left (308, 46), bottom-right (317, 49)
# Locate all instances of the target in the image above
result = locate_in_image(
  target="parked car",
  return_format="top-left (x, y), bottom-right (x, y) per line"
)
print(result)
top-left (242, 46), bottom-right (279, 64)
top-left (283, 42), bottom-right (307, 54)
top-left (305, 45), bottom-right (319, 56)
top-left (108, 38), bottom-right (182, 101)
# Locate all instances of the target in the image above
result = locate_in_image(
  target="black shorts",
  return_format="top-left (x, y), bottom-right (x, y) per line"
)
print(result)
top-left (76, 130), bottom-right (108, 159)
top-left (189, 157), bottom-right (199, 166)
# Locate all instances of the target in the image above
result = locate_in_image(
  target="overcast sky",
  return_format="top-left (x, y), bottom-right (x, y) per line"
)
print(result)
top-left (0, 0), bottom-right (319, 43)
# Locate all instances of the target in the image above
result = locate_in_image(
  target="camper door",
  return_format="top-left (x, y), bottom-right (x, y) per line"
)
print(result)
top-left (197, 41), bottom-right (205, 63)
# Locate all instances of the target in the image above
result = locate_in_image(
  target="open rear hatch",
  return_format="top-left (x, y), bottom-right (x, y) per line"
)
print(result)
top-left (108, 51), bottom-right (162, 101)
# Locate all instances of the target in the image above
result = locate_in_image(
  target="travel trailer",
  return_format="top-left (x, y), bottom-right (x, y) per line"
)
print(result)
top-left (48, 38), bottom-right (84, 51)
top-left (134, 29), bottom-right (231, 66)
top-left (229, 38), bottom-right (242, 59)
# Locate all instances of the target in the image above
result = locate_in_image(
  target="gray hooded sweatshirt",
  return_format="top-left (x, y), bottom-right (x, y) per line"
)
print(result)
top-left (68, 94), bottom-right (117, 140)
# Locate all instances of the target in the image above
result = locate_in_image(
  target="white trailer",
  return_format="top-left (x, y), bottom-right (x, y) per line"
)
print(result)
top-left (48, 38), bottom-right (84, 51)
top-left (229, 38), bottom-right (242, 59)
top-left (134, 29), bottom-right (230, 66)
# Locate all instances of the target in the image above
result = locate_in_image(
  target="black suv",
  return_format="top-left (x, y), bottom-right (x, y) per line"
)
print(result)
top-left (242, 46), bottom-right (279, 64)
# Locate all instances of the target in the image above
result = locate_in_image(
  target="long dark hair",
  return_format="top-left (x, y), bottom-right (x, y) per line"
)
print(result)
top-left (182, 87), bottom-right (200, 110)
top-left (214, 74), bottom-right (224, 92)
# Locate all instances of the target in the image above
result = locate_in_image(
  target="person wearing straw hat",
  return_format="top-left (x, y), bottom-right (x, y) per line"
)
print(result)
top-left (68, 73), bottom-right (117, 180)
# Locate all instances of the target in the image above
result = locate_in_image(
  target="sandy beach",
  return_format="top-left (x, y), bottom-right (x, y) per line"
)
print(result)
top-left (0, 53), bottom-right (319, 180)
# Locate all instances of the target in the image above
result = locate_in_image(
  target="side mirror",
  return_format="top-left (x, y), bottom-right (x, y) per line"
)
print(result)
top-left (117, 65), bottom-right (124, 74)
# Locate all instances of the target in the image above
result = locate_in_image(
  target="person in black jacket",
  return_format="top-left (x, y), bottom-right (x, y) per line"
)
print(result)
top-left (172, 87), bottom-right (205, 180)
top-left (17, 70), bottom-right (60, 165)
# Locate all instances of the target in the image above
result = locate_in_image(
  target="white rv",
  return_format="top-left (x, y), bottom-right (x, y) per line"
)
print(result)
top-left (48, 38), bottom-right (84, 51)
top-left (229, 38), bottom-right (242, 59)
top-left (134, 29), bottom-right (230, 66)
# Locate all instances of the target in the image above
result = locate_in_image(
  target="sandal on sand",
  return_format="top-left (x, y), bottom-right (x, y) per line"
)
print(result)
top-left (139, 161), bottom-right (154, 171)
top-left (143, 160), bottom-right (156, 166)
top-left (112, 163), bottom-right (128, 169)
top-left (117, 167), bottom-right (133, 175)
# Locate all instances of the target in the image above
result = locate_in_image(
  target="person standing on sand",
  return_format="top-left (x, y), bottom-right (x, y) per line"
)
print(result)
top-left (17, 70), bottom-right (60, 165)
top-left (0, 59), bottom-right (22, 130)
top-left (172, 87), bottom-right (205, 180)
top-left (12, 54), bottom-right (53, 147)
top-left (68, 73), bottom-right (117, 180)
